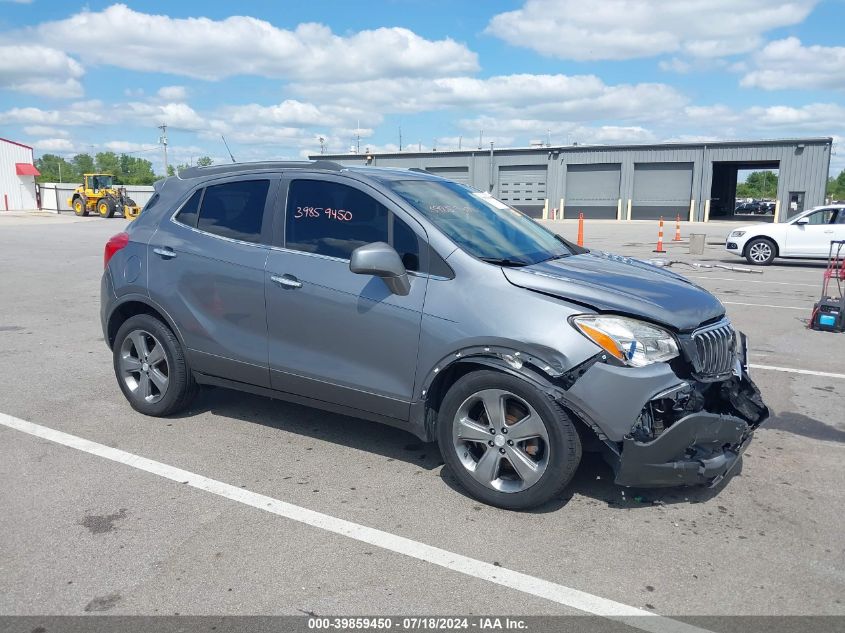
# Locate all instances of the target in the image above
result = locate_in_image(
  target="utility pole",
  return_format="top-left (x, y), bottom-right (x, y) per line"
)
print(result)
top-left (318, 136), bottom-right (326, 154)
top-left (478, 130), bottom-right (483, 150)
top-left (398, 126), bottom-right (402, 152)
top-left (356, 120), bottom-right (361, 155)
top-left (458, 135), bottom-right (462, 151)
top-left (158, 123), bottom-right (168, 174)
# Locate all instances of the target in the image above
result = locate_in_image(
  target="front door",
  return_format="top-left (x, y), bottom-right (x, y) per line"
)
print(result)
top-left (265, 176), bottom-right (428, 420)
top-left (784, 207), bottom-right (839, 257)
top-left (147, 176), bottom-right (279, 387)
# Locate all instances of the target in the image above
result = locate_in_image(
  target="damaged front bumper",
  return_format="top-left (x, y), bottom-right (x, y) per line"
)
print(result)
top-left (615, 406), bottom-right (757, 488)
top-left (562, 340), bottom-right (769, 489)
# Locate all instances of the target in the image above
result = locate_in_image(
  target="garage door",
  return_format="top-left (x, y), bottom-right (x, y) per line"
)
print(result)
top-left (425, 166), bottom-right (469, 185)
top-left (565, 164), bottom-right (621, 220)
top-left (632, 163), bottom-right (693, 220)
top-left (497, 165), bottom-right (547, 218)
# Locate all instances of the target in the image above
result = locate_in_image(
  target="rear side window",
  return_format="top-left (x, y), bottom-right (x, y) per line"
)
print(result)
top-left (285, 180), bottom-right (388, 260)
top-left (196, 180), bottom-right (270, 243)
top-left (174, 190), bottom-right (202, 227)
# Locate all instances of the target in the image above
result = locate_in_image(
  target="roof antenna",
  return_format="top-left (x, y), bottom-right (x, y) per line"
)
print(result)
top-left (221, 135), bottom-right (236, 163)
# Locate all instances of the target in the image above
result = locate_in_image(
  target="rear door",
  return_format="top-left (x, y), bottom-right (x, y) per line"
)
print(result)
top-left (264, 175), bottom-right (429, 420)
top-left (147, 175), bottom-right (279, 387)
top-left (784, 208), bottom-right (838, 257)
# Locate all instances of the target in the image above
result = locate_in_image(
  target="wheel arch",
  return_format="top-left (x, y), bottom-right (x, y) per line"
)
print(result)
top-left (106, 296), bottom-right (185, 351)
top-left (411, 346), bottom-right (599, 443)
top-left (743, 234), bottom-right (780, 258)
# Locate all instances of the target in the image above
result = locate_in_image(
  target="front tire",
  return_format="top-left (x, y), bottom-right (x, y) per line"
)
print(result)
top-left (98, 198), bottom-right (116, 218)
top-left (437, 370), bottom-right (581, 510)
top-left (745, 238), bottom-right (776, 265)
top-left (113, 314), bottom-right (197, 416)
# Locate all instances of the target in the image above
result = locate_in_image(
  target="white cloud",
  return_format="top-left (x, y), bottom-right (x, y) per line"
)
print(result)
top-left (292, 74), bottom-right (687, 123)
top-left (23, 125), bottom-right (70, 137)
top-left (220, 100), bottom-right (334, 127)
top-left (486, 0), bottom-right (817, 61)
top-left (32, 4), bottom-right (477, 81)
top-left (123, 101), bottom-right (206, 130)
top-left (33, 138), bottom-right (74, 152)
top-left (0, 104), bottom-right (105, 126)
top-left (741, 37), bottom-right (845, 90)
top-left (102, 140), bottom-right (160, 153)
top-left (0, 45), bottom-right (84, 97)
top-left (156, 85), bottom-right (188, 101)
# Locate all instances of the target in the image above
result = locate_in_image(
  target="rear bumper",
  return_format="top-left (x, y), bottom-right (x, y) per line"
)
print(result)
top-left (614, 410), bottom-right (756, 487)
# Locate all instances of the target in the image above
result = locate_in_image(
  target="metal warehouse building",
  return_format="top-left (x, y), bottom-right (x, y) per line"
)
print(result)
top-left (0, 137), bottom-right (40, 211)
top-left (313, 137), bottom-right (832, 223)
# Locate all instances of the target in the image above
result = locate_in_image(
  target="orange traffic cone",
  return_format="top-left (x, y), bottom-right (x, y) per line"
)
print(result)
top-left (577, 212), bottom-right (584, 247)
top-left (653, 216), bottom-right (666, 253)
top-left (673, 214), bottom-right (682, 241)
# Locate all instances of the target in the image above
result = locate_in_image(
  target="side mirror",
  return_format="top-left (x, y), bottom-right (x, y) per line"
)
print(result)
top-left (349, 242), bottom-right (411, 296)
top-left (795, 217), bottom-right (809, 225)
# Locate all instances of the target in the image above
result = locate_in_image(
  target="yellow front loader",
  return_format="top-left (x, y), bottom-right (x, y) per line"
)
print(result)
top-left (67, 174), bottom-right (141, 220)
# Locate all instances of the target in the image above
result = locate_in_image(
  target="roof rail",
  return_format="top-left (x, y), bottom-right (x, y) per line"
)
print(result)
top-left (176, 160), bottom-right (346, 179)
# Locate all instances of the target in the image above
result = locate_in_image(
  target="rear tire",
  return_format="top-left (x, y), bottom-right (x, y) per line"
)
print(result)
top-left (437, 370), bottom-right (581, 510)
top-left (73, 198), bottom-right (88, 216)
top-left (113, 314), bottom-right (198, 416)
top-left (745, 238), bottom-right (776, 265)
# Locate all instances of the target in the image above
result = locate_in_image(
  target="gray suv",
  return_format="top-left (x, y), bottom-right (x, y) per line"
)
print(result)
top-left (101, 161), bottom-right (768, 509)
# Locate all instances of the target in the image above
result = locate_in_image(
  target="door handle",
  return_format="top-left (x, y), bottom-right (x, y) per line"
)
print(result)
top-left (824, 229), bottom-right (834, 234)
top-left (270, 274), bottom-right (302, 289)
top-left (153, 246), bottom-right (177, 259)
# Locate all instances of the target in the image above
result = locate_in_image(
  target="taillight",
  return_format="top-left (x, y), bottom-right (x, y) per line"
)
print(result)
top-left (104, 232), bottom-right (129, 269)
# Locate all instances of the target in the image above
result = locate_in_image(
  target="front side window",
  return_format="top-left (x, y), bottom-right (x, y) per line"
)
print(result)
top-left (285, 180), bottom-right (389, 260)
top-left (196, 179), bottom-right (270, 243)
top-left (803, 208), bottom-right (836, 225)
top-left (834, 209), bottom-right (845, 224)
top-left (384, 179), bottom-right (571, 266)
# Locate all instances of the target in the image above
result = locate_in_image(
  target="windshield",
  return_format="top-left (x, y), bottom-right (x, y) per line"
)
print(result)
top-left (385, 179), bottom-right (572, 266)
top-left (91, 175), bottom-right (113, 190)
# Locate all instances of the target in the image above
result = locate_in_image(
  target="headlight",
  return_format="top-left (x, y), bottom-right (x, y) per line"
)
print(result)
top-left (730, 230), bottom-right (746, 237)
top-left (570, 315), bottom-right (679, 367)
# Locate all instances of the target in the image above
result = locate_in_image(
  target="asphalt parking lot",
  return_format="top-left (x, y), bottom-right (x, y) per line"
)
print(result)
top-left (1, 213), bottom-right (843, 628)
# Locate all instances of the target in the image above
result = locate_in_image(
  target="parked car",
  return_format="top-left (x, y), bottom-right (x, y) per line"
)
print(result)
top-left (734, 202), bottom-right (762, 214)
top-left (101, 162), bottom-right (768, 509)
top-left (726, 205), bottom-right (845, 265)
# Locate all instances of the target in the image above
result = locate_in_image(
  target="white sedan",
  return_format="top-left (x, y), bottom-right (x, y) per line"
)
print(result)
top-left (725, 205), bottom-right (845, 265)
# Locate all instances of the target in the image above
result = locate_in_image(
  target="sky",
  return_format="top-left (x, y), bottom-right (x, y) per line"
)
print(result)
top-left (1, 0), bottom-right (843, 175)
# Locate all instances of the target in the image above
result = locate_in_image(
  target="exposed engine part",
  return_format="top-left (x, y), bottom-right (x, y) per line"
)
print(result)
top-left (628, 376), bottom-right (761, 443)
top-left (630, 383), bottom-right (698, 442)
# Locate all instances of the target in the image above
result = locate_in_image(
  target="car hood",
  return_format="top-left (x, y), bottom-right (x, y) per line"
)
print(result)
top-left (501, 251), bottom-right (725, 332)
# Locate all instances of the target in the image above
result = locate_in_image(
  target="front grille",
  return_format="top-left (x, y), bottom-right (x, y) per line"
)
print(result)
top-left (691, 320), bottom-right (736, 380)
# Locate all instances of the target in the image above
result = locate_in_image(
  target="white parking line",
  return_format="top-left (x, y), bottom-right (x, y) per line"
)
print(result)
top-left (722, 301), bottom-right (808, 310)
top-left (0, 412), bottom-right (711, 633)
top-left (748, 364), bottom-right (845, 379)
top-left (684, 275), bottom-right (819, 288)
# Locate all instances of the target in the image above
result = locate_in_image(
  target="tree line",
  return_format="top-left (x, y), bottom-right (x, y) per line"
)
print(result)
top-left (732, 168), bottom-right (845, 201)
top-left (34, 153), bottom-right (214, 186)
top-left (828, 169), bottom-right (845, 201)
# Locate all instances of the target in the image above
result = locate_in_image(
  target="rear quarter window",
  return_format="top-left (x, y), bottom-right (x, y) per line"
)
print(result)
top-left (195, 180), bottom-right (270, 243)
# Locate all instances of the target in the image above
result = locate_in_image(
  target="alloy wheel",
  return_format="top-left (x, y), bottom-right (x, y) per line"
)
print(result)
top-left (119, 329), bottom-right (169, 404)
top-left (452, 388), bottom-right (550, 493)
top-left (749, 241), bottom-right (772, 263)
